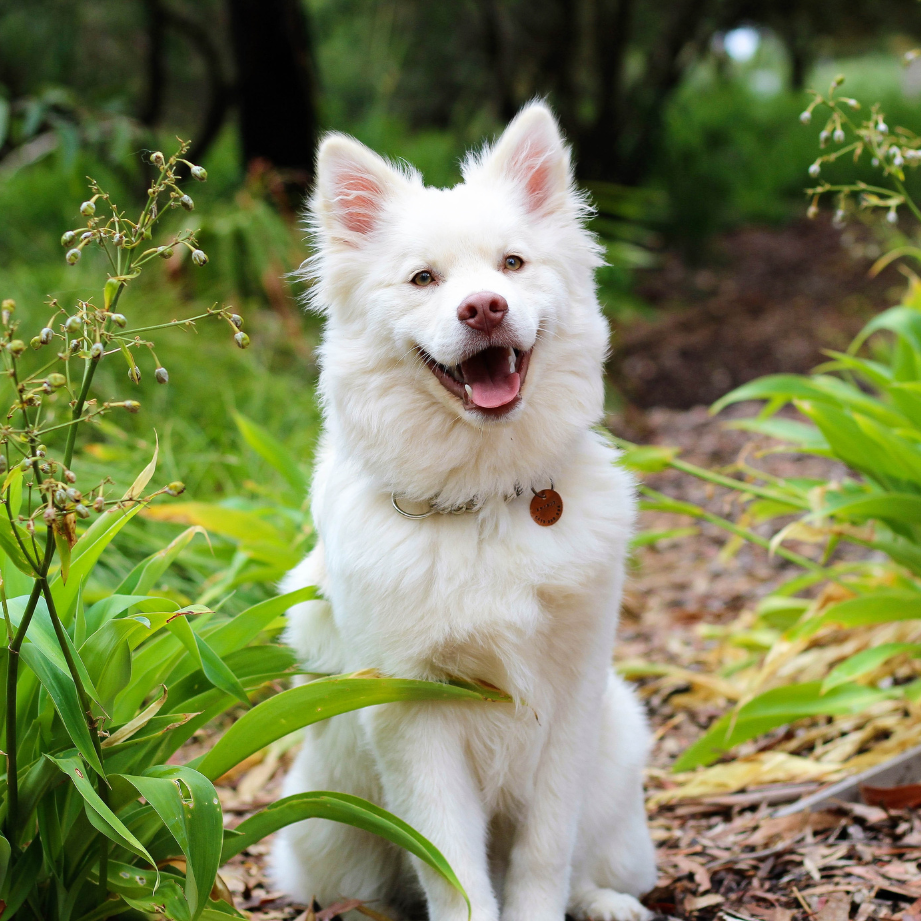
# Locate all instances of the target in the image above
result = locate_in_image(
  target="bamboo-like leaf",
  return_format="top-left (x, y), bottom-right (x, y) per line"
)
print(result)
top-left (818, 591), bottom-right (921, 629)
top-left (167, 615), bottom-right (250, 707)
top-left (102, 685), bottom-right (168, 747)
top-left (121, 765), bottom-right (223, 921)
top-left (22, 645), bottom-right (104, 776)
top-left (822, 643), bottom-right (921, 693)
top-left (197, 674), bottom-right (511, 781)
top-left (115, 526), bottom-right (207, 596)
top-left (221, 791), bottom-right (470, 916)
top-left (204, 585), bottom-right (316, 656)
top-left (234, 412), bottom-right (308, 494)
top-left (672, 682), bottom-right (891, 771)
top-left (48, 752), bottom-right (156, 869)
top-left (124, 436), bottom-right (158, 501)
top-left (0, 832), bottom-right (10, 889)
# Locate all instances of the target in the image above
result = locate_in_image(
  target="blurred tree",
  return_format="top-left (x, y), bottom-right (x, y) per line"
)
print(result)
top-left (389, 0), bottom-right (921, 184)
top-left (227, 0), bottom-right (320, 183)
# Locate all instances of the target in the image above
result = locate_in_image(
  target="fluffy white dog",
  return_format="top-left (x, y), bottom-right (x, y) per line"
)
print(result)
top-left (272, 102), bottom-right (657, 921)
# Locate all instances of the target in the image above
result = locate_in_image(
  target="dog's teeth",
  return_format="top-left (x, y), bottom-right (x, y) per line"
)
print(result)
top-left (509, 354), bottom-right (516, 374)
top-left (464, 384), bottom-right (472, 399)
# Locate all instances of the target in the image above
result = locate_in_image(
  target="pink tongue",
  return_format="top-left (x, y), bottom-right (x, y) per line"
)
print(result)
top-left (461, 347), bottom-right (520, 409)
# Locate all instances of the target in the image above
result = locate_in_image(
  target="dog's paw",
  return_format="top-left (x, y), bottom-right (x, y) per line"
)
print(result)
top-left (569, 888), bottom-right (653, 921)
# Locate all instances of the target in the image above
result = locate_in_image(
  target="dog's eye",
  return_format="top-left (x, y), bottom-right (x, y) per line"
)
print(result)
top-left (411, 270), bottom-right (434, 287)
top-left (504, 255), bottom-right (524, 271)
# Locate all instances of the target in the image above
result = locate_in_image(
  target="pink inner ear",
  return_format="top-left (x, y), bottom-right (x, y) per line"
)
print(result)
top-left (523, 156), bottom-right (553, 212)
top-left (509, 139), bottom-right (555, 213)
top-left (334, 170), bottom-right (383, 234)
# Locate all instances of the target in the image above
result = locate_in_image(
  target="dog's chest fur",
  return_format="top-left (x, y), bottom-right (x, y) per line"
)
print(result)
top-left (309, 430), bottom-right (635, 701)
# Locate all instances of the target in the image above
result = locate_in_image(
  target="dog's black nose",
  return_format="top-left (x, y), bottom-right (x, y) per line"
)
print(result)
top-left (457, 292), bottom-right (508, 334)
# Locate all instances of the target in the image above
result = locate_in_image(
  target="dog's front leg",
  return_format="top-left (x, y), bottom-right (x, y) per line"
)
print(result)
top-left (364, 702), bottom-right (500, 921)
top-left (500, 665), bottom-right (607, 921)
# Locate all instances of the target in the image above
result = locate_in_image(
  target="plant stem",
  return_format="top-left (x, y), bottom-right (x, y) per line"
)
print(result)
top-left (40, 579), bottom-right (109, 901)
top-left (4, 559), bottom-right (48, 845)
top-left (63, 358), bottom-right (99, 471)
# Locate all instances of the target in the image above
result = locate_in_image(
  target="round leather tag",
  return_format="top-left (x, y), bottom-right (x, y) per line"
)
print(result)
top-left (530, 489), bottom-right (563, 526)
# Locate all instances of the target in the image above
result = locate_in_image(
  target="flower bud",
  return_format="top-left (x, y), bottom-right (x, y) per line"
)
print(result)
top-left (155, 366), bottom-right (169, 384)
top-left (90, 342), bottom-right (104, 360)
top-left (20, 458), bottom-right (32, 472)
top-left (43, 506), bottom-right (56, 525)
top-left (93, 496), bottom-right (105, 513)
top-left (30, 337), bottom-right (43, 350)
top-left (808, 162), bottom-right (821, 178)
top-left (61, 230), bottom-right (77, 246)
top-left (191, 249), bottom-right (208, 266)
top-left (123, 400), bottom-right (141, 413)
top-left (833, 127), bottom-right (845, 144)
top-left (807, 202), bottom-right (819, 219)
top-left (112, 232), bottom-right (125, 247)
top-left (66, 248), bottom-right (81, 265)
top-left (65, 316), bottom-right (83, 333)
top-left (66, 487), bottom-right (81, 503)
top-left (833, 208), bottom-right (846, 228)
top-left (40, 462), bottom-right (52, 474)
top-left (234, 331), bottom-right (251, 349)
top-left (179, 194), bottom-right (194, 211)
top-left (128, 366), bottom-right (141, 384)
top-left (110, 313), bottom-right (127, 328)
top-left (1, 299), bottom-right (14, 313)
top-left (64, 469), bottom-right (76, 483)
top-left (9, 340), bottom-right (25, 356)
top-left (166, 481), bottom-right (186, 496)
top-left (150, 151), bottom-right (165, 167)
top-left (158, 246), bottom-right (174, 259)
top-left (80, 231), bottom-right (94, 243)
top-left (230, 314), bottom-right (244, 329)
top-left (70, 339), bottom-right (83, 354)
top-left (878, 119), bottom-right (889, 134)
top-left (190, 165), bottom-right (207, 181)
top-left (75, 504), bottom-right (90, 519)
top-left (799, 110), bottom-right (811, 124)
top-left (872, 157), bottom-right (880, 167)
top-left (80, 200), bottom-right (96, 216)
top-left (888, 207), bottom-right (899, 224)
top-left (819, 130), bottom-right (829, 148)
top-left (894, 152), bottom-right (905, 168)
top-left (54, 488), bottom-right (67, 506)
top-left (40, 327), bottom-right (54, 344)
top-left (47, 373), bottom-right (66, 389)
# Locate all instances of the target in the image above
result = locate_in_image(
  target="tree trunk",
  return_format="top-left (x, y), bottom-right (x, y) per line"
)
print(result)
top-left (227, 0), bottom-right (320, 183)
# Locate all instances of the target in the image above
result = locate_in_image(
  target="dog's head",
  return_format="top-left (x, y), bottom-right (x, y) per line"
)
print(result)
top-left (306, 103), bottom-right (609, 501)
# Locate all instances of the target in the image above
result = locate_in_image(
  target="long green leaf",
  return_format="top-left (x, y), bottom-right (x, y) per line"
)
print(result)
top-left (234, 412), bottom-right (308, 494)
top-left (818, 591), bottom-right (921, 629)
top-left (672, 682), bottom-right (891, 771)
top-left (822, 643), bottom-right (921, 692)
top-left (205, 585), bottom-right (316, 657)
top-left (22, 645), bottom-right (104, 776)
top-left (48, 752), bottom-right (156, 869)
top-left (197, 675), bottom-right (511, 781)
top-left (222, 791), bottom-right (470, 915)
top-left (167, 616), bottom-right (250, 707)
top-left (121, 766), bottom-right (223, 921)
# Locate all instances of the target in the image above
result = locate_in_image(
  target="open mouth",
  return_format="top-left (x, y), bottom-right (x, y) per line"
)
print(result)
top-left (419, 344), bottom-right (532, 416)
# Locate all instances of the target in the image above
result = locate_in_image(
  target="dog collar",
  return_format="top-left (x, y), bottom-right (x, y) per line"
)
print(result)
top-left (391, 481), bottom-right (562, 526)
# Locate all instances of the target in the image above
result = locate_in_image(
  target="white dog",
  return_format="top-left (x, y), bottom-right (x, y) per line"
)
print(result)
top-left (272, 102), bottom-right (657, 921)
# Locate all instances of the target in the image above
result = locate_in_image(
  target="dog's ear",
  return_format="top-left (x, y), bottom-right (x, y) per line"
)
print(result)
top-left (313, 133), bottom-right (408, 239)
top-left (477, 102), bottom-right (572, 215)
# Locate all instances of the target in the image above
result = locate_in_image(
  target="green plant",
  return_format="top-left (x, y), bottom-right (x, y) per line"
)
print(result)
top-left (0, 143), bottom-right (505, 920)
top-left (616, 64), bottom-right (921, 789)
